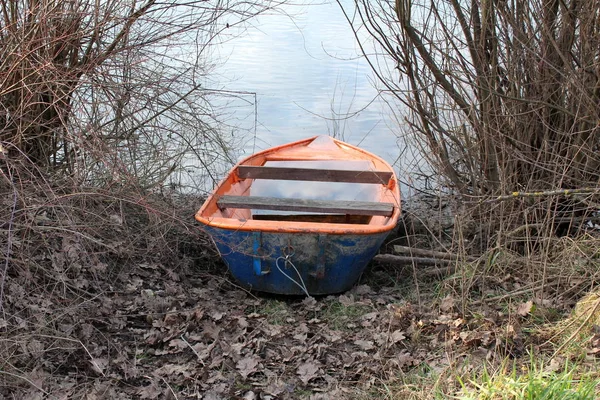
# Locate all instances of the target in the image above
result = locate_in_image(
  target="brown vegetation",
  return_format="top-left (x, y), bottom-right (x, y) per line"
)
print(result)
top-left (2, 0), bottom-right (600, 397)
top-left (0, 0), bottom-right (275, 186)
top-left (340, 0), bottom-right (600, 248)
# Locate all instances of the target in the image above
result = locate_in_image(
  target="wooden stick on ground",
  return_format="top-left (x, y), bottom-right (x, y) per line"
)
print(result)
top-left (373, 254), bottom-right (451, 265)
top-left (392, 245), bottom-right (478, 262)
top-left (372, 254), bottom-right (457, 277)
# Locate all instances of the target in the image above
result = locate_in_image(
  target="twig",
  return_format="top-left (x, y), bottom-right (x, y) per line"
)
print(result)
top-left (0, 369), bottom-right (50, 396)
top-left (470, 284), bottom-right (544, 306)
top-left (374, 253), bottom-right (457, 277)
top-left (0, 162), bottom-right (17, 317)
top-left (180, 334), bottom-right (204, 365)
top-left (34, 334), bottom-right (105, 376)
top-left (505, 224), bottom-right (545, 237)
top-left (373, 254), bottom-right (452, 265)
top-left (485, 187), bottom-right (600, 203)
top-left (161, 376), bottom-right (179, 400)
top-left (419, 266), bottom-right (457, 278)
top-left (26, 225), bottom-right (118, 252)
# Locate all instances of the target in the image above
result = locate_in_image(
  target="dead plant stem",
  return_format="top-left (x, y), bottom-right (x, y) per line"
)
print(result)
top-left (180, 334), bottom-right (203, 364)
top-left (0, 163), bottom-right (17, 318)
top-left (34, 334), bottom-right (105, 376)
top-left (551, 297), bottom-right (600, 358)
top-left (162, 376), bottom-right (180, 399)
top-left (0, 369), bottom-right (49, 396)
top-left (485, 188), bottom-right (600, 203)
top-left (470, 283), bottom-right (545, 306)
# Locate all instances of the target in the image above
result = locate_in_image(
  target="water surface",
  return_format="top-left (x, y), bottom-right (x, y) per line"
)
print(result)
top-left (213, 0), bottom-right (400, 166)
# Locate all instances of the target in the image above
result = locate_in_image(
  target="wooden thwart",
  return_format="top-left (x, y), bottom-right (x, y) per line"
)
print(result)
top-left (237, 166), bottom-right (393, 184)
top-left (217, 195), bottom-right (395, 216)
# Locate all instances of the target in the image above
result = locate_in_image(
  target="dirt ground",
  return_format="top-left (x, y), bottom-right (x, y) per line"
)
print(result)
top-left (1, 262), bottom-right (552, 399)
top-left (0, 190), bottom-right (593, 399)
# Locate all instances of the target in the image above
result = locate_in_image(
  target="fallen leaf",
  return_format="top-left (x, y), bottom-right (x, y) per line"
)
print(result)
top-left (237, 317), bottom-right (249, 328)
top-left (26, 339), bottom-right (44, 355)
top-left (354, 339), bottom-right (375, 351)
top-left (154, 363), bottom-right (193, 377)
top-left (166, 269), bottom-right (180, 281)
top-left (353, 284), bottom-right (372, 295)
top-left (338, 294), bottom-right (354, 306)
top-left (242, 391), bottom-right (257, 400)
top-left (168, 338), bottom-right (187, 350)
top-left (209, 310), bottom-right (225, 321)
top-left (397, 351), bottom-right (415, 368)
top-left (193, 308), bottom-right (205, 321)
top-left (297, 361), bottom-right (320, 384)
top-left (301, 296), bottom-right (318, 310)
top-left (109, 214), bottom-right (123, 224)
top-left (59, 324), bottom-right (74, 334)
top-left (138, 379), bottom-right (163, 399)
top-left (201, 320), bottom-right (221, 340)
top-left (361, 311), bottom-right (378, 321)
top-left (79, 323), bottom-right (94, 339)
top-left (439, 295), bottom-right (455, 312)
top-left (545, 356), bottom-right (564, 373)
top-left (203, 391), bottom-right (226, 400)
top-left (589, 348), bottom-right (600, 356)
top-left (459, 331), bottom-right (483, 346)
top-left (517, 300), bottom-right (533, 316)
top-left (324, 330), bottom-right (342, 343)
top-left (390, 330), bottom-right (406, 344)
top-left (293, 331), bottom-right (307, 342)
top-left (237, 356), bottom-right (259, 379)
top-left (163, 313), bottom-right (179, 326)
top-left (126, 277), bottom-right (144, 292)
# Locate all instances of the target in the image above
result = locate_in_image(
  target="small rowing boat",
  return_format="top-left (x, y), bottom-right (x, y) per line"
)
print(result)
top-left (195, 135), bottom-right (400, 295)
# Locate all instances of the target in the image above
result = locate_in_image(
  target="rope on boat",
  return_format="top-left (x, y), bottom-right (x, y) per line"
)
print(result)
top-left (275, 254), bottom-right (310, 297)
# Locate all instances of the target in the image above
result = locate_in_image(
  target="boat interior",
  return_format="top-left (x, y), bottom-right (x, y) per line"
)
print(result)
top-left (198, 136), bottom-right (400, 228)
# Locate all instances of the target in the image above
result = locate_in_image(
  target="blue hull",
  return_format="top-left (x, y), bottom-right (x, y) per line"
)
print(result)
top-left (204, 226), bottom-right (388, 295)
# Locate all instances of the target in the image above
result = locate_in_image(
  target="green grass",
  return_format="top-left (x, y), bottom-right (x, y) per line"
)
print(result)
top-left (353, 367), bottom-right (449, 400)
top-left (457, 359), bottom-right (598, 400)
top-left (250, 299), bottom-right (290, 325)
top-left (294, 388), bottom-right (316, 398)
top-left (318, 300), bottom-right (372, 330)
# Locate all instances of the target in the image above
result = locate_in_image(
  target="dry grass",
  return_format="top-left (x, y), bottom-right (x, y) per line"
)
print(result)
top-left (2, 169), bottom-right (600, 398)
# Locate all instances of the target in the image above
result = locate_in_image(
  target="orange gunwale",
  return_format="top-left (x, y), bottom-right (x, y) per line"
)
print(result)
top-left (195, 136), bottom-right (401, 235)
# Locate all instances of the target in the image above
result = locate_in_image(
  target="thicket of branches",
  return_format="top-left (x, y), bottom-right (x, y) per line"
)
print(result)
top-left (1, 2), bottom-right (279, 391)
top-left (342, 0), bottom-right (600, 242)
top-left (1, 0), bottom-right (278, 189)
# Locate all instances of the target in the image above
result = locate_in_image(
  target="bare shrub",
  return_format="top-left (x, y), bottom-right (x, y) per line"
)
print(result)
top-left (0, 147), bottom-right (218, 393)
top-left (0, 0), bottom-right (281, 392)
top-left (1, 0), bottom-right (280, 188)
top-left (340, 0), bottom-right (600, 245)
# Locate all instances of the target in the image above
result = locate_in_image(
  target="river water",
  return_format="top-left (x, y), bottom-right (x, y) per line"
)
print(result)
top-left (211, 0), bottom-right (404, 169)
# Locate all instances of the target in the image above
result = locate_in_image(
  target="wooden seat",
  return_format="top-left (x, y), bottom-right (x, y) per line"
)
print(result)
top-left (236, 166), bottom-right (393, 184)
top-left (217, 195), bottom-right (394, 217)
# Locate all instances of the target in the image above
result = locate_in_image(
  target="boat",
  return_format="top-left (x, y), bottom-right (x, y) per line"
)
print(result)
top-left (195, 135), bottom-right (401, 295)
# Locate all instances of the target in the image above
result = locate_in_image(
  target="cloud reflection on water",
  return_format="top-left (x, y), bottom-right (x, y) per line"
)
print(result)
top-left (214, 0), bottom-right (395, 163)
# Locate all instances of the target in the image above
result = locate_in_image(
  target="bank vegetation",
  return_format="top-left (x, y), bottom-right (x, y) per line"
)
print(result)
top-left (340, 0), bottom-right (600, 397)
top-left (2, 0), bottom-right (600, 397)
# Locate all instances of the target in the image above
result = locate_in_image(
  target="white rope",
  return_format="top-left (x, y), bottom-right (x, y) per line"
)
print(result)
top-left (275, 255), bottom-right (310, 297)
